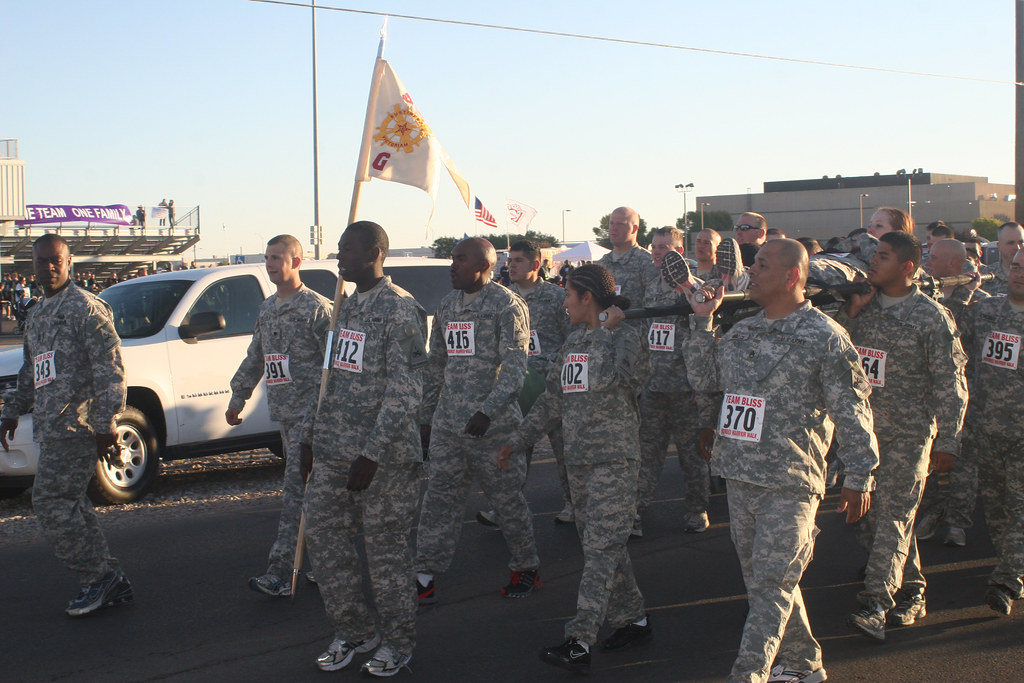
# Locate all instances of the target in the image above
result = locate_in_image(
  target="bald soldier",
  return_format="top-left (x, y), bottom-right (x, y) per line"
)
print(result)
top-left (596, 206), bottom-right (660, 321)
top-left (694, 229), bottom-right (722, 281)
top-left (684, 239), bottom-right (879, 683)
top-left (415, 238), bottom-right (541, 603)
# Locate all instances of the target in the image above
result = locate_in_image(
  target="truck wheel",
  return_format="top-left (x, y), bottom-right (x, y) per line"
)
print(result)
top-left (90, 407), bottom-right (160, 505)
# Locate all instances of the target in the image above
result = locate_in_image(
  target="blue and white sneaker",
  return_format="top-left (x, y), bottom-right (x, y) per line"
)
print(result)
top-left (66, 571), bottom-right (134, 617)
top-left (316, 633), bottom-right (382, 671)
top-left (249, 573), bottom-right (291, 597)
top-left (361, 644), bottom-right (413, 677)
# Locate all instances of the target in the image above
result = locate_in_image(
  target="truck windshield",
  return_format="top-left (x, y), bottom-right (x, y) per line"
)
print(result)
top-left (100, 279), bottom-right (193, 339)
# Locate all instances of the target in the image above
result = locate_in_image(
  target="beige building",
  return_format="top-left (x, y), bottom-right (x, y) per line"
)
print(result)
top-left (698, 170), bottom-right (1015, 242)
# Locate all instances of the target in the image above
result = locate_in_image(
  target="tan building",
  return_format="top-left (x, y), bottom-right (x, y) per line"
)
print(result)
top-left (699, 170), bottom-right (1015, 242)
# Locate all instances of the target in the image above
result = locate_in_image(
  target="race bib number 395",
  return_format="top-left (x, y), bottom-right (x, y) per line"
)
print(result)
top-left (445, 322), bottom-right (476, 356)
top-left (983, 330), bottom-right (1020, 369)
top-left (264, 354), bottom-right (292, 384)
top-left (561, 353), bottom-right (589, 393)
top-left (648, 322), bottom-right (675, 352)
top-left (33, 351), bottom-right (57, 389)
top-left (856, 346), bottom-right (887, 387)
top-left (333, 328), bottom-right (366, 373)
top-left (718, 393), bottom-right (766, 442)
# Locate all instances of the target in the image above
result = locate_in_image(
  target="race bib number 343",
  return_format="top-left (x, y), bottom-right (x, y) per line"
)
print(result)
top-left (983, 330), bottom-right (1020, 369)
top-left (264, 354), bottom-right (292, 384)
top-left (445, 322), bottom-right (476, 356)
top-left (33, 351), bottom-right (57, 389)
top-left (856, 346), bottom-right (887, 387)
top-left (718, 393), bottom-right (766, 442)
top-left (561, 353), bottom-right (589, 393)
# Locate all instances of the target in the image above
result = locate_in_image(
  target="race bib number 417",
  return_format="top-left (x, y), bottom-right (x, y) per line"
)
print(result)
top-left (718, 393), bottom-right (766, 442)
top-left (445, 322), bottom-right (476, 356)
top-left (983, 330), bottom-right (1020, 369)
top-left (648, 322), bottom-right (675, 352)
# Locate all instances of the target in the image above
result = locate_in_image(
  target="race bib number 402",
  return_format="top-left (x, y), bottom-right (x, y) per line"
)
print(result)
top-left (983, 330), bottom-right (1020, 369)
top-left (718, 393), bottom-right (766, 442)
top-left (648, 322), bottom-right (675, 352)
top-left (856, 346), bottom-right (887, 387)
top-left (33, 351), bottom-right (57, 389)
top-left (561, 353), bottom-right (589, 393)
top-left (264, 354), bottom-right (292, 384)
top-left (333, 328), bottom-right (366, 373)
top-left (445, 322), bottom-right (476, 356)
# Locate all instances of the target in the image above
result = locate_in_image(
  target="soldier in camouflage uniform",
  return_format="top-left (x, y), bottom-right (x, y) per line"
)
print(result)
top-left (301, 222), bottom-right (427, 675)
top-left (694, 229), bottom-right (722, 281)
top-left (636, 227), bottom-right (715, 536)
top-left (959, 247), bottom-right (1024, 614)
top-left (415, 238), bottom-right (541, 602)
top-left (916, 239), bottom-right (989, 547)
top-left (684, 239), bottom-right (878, 683)
top-left (837, 231), bottom-right (968, 642)
top-left (0, 234), bottom-right (131, 617)
top-left (596, 206), bottom-right (660, 324)
top-left (500, 264), bottom-right (651, 674)
top-left (979, 222), bottom-right (1024, 297)
top-left (226, 234), bottom-right (332, 597)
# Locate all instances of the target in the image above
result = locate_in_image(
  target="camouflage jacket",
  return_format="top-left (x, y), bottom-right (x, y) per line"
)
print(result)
top-left (2, 283), bottom-right (126, 441)
top-left (228, 284), bottom-right (332, 442)
top-left (837, 286), bottom-right (968, 467)
top-left (311, 277), bottom-right (427, 464)
top-left (597, 245), bottom-right (660, 311)
top-left (421, 280), bottom-right (530, 434)
top-left (959, 296), bottom-right (1024, 436)
top-left (979, 261), bottom-right (1009, 297)
top-left (508, 323), bottom-right (650, 465)
top-left (939, 285), bottom-right (989, 328)
top-left (511, 280), bottom-right (570, 376)
top-left (683, 302), bottom-right (879, 495)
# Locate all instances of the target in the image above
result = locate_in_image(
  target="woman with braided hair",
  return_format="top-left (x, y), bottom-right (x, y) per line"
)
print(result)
top-left (499, 263), bottom-right (652, 673)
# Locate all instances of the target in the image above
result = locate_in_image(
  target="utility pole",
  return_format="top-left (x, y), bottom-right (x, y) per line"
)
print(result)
top-left (1017, 0), bottom-right (1023, 222)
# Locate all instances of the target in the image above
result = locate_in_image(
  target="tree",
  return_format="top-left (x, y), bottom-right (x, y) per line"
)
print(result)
top-left (591, 214), bottom-right (651, 249)
top-left (685, 210), bottom-right (734, 234)
top-left (972, 217), bottom-right (1002, 242)
top-left (430, 236), bottom-right (458, 259)
top-left (430, 231), bottom-right (561, 259)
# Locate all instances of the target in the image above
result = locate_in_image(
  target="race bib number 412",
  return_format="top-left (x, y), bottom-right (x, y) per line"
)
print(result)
top-left (983, 330), bottom-right (1020, 369)
top-left (445, 322), bottom-right (475, 356)
top-left (718, 393), bottom-right (766, 442)
top-left (33, 351), bottom-right (57, 389)
top-left (333, 328), bottom-right (366, 373)
top-left (264, 354), bottom-right (292, 384)
top-left (856, 346), bottom-right (887, 387)
top-left (561, 353), bottom-right (589, 393)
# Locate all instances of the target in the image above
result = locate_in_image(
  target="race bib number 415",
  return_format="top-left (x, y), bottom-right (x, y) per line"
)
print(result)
top-left (264, 354), bottom-right (292, 385)
top-left (856, 346), bottom-right (887, 387)
top-left (983, 330), bottom-right (1020, 369)
top-left (445, 322), bottom-right (476, 356)
top-left (718, 393), bottom-right (765, 442)
top-left (33, 351), bottom-right (57, 389)
top-left (561, 353), bottom-right (589, 393)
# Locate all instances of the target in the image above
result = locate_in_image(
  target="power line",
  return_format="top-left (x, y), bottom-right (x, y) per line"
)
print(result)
top-left (249, 0), bottom-right (1022, 86)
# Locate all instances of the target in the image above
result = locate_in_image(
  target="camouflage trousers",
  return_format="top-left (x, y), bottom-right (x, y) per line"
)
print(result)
top-left (726, 480), bottom-right (822, 683)
top-left (976, 430), bottom-right (1024, 598)
top-left (305, 455), bottom-right (421, 655)
top-left (415, 429), bottom-right (539, 574)
top-left (564, 459), bottom-right (645, 646)
top-left (637, 390), bottom-right (706, 516)
top-left (918, 431), bottom-right (978, 529)
top-left (34, 437), bottom-right (120, 585)
top-left (853, 437), bottom-right (930, 609)
top-left (265, 419), bottom-right (306, 579)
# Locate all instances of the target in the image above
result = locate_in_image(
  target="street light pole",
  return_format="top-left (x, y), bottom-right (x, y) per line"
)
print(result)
top-left (859, 193), bottom-right (870, 229)
top-left (311, 0), bottom-right (322, 259)
top-left (561, 209), bottom-right (572, 245)
top-left (675, 182), bottom-right (694, 249)
top-left (700, 202), bottom-right (710, 230)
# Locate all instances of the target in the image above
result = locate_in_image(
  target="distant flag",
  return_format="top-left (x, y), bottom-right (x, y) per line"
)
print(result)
top-left (474, 197), bottom-right (497, 228)
top-left (505, 199), bottom-right (538, 232)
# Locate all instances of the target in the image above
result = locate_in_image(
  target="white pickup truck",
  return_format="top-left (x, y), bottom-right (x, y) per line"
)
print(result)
top-left (0, 257), bottom-right (451, 503)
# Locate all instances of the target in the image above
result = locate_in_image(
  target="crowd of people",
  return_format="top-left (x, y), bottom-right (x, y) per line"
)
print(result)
top-left (1, 207), bottom-right (1022, 682)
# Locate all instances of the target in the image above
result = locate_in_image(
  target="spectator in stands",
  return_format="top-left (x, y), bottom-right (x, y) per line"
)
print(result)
top-left (135, 206), bottom-right (146, 229)
top-left (168, 200), bottom-right (175, 227)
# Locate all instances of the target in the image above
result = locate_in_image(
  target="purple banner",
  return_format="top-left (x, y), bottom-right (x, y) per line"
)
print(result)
top-left (16, 204), bottom-right (133, 226)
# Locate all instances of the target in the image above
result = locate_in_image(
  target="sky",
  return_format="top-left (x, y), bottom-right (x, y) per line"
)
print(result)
top-left (3, 1), bottom-right (1017, 258)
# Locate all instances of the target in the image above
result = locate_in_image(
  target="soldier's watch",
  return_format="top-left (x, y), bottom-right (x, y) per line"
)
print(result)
top-left (598, 311), bottom-right (609, 322)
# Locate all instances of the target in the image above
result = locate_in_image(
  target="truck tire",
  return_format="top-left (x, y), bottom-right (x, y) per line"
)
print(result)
top-left (90, 407), bottom-right (160, 505)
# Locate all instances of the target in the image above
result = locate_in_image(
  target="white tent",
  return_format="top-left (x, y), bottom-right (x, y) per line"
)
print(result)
top-left (552, 241), bottom-right (610, 262)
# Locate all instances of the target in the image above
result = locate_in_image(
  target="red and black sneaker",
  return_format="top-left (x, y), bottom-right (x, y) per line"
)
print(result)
top-left (502, 569), bottom-right (541, 598)
top-left (417, 577), bottom-right (437, 605)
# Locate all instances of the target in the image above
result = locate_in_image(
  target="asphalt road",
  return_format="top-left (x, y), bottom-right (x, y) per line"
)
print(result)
top-left (1, 449), bottom-right (1021, 682)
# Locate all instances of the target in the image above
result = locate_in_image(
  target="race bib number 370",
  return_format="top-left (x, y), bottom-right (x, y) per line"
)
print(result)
top-left (561, 353), bottom-right (589, 393)
top-left (983, 330), bottom-right (1020, 369)
top-left (445, 322), bottom-right (475, 356)
top-left (33, 351), bottom-right (57, 389)
top-left (264, 354), bottom-right (292, 384)
top-left (718, 393), bottom-right (766, 442)
top-left (856, 346), bottom-right (887, 387)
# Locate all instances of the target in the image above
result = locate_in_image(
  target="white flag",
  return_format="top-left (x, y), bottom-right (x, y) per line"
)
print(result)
top-left (505, 199), bottom-right (538, 231)
top-left (356, 59), bottom-right (471, 208)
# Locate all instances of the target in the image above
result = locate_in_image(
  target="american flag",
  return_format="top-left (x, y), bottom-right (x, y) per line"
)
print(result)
top-left (474, 197), bottom-right (497, 228)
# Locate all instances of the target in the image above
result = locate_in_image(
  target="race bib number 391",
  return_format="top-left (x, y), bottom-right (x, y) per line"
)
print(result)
top-left (561, 353), bottom-right (589, 393)
top-left (333, 328), bottom-right (366, 373)
top-left (856, 346), bottom-right (887, 387)
top-left (33, 351), bottom-right (57, 389)
top-left (983, 330), bottom-right (1020, 369)
top-left (648, 322), bottom-right (675, 352)
top-left (718, 393), bottom-right (766, 442)
top-left (445, 322), bottom-right (476, 356)
top-left (264, 354), bottom-right (292, 384)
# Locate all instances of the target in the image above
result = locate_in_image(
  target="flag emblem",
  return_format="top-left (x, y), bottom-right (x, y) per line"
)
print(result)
top-left (373, 104), bottom-right (432, 153)
top-left (474, 197), bottom-right (497, 228)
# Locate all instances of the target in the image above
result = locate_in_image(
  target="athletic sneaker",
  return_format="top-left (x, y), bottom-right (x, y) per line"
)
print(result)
top-left (555, 502), bottom-right (575, 524)
top-left (361, 644), bottom-right (413, 677)
top-left (502, 569), bottom-right (541, 598)
top-left (600, 618), bottom-right (652, 651)
top-left (914, 508), bottom-right (942, 541)
top-left (475, 509), bottom-right (498, 527)
top-left (846, 606), bottom-right (886, 641)
top-left (767, 665), bottom-right (827, 682)
top-left (316, 633), bottom-right (381, 671)
top-left (660, 249), bottom-right (692, 289)
top-left (630, 513), bottom-right (643, 538)
top-left (889, 590), bottom-right (926, 626)
top-left (249, 573), bottom-right (291, 597)
top-left (539, 638), bottom-right (590, 673)
top-left (943, 526), bottom-right (967, 547)
top-left (66, 571), bottom-right (134, 617)
top-left (683, 511), bottom-right (710, 533)
top-left (417, 577), bottom-right (437, 605)
top-left (985, 584), bottom-right (1014, 616)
